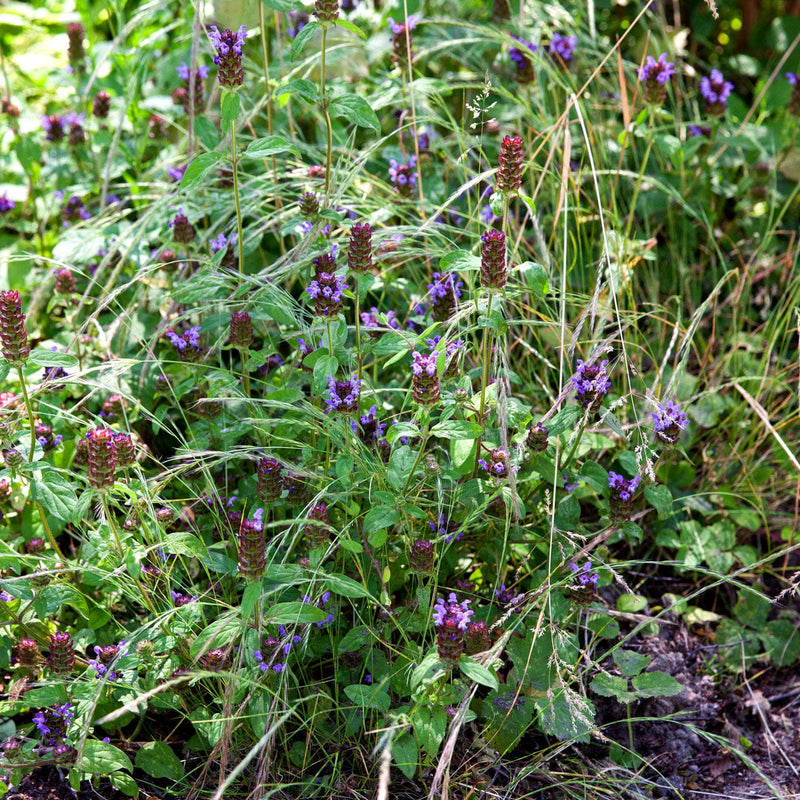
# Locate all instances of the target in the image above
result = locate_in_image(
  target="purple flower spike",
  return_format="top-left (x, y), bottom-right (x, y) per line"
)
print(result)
top-left (572, 359), bottom-right (611, 413)
top-left (549, 33), bottom-right (577, 64)
top-left (433, 592), bottom-right (474, 664)
top-left (699, 68), bottom-right (734, 115)
top-left (608, 471), bottom-right (641, 521)
top-left (208, 25), bottom-right (247, 89)
top-left (326, 375), bottom-right (361, 414)
top-left (638, 53), bottom-right (675, 104)
top-left (651, 399), bottom-right (689, 444)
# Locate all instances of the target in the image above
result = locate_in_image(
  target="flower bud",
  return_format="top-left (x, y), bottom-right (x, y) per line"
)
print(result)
top-left (347, 221), bottom-right (373, 273)
top-left (229, 310), bottom-right (254, 349)
top-left (48, 631), bottom-right (75, 676)
top-left (496, 135), bottom-right (523, 194)
top-left (86, 427), bottom-right (116, 490)
top-left (0, 290), bottom-right (30, 364)
top-left (256, 457), bottom-right (283, 502)
top-left (480, 228), bottom-right (507, 289)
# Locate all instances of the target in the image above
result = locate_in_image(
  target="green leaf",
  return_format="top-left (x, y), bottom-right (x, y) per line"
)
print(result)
top-left (644, 483), bottom-right (673, 519)
top-left (325, 573), bottom-right (369, 599)
top-left (273, 78), bottom-right (317, 103)
top-left (631, 671), bottom-right (684, 698)
top-left (134, 741), bottom-right (184, 781)
top-left (262, 0), bottom-right (303, 10)
top-left (430, 420), bottom-right (483, 440)
top-left (334, 18), bottom-right (367, 39)
top-left (613, 649), bottom-right (652, 677)
top-left (290, 20), bottom-right (320, 61)
top-left (344, 684), bottom-right (391, 712)
top-left (519, 261), bottom-right (549, 297)
top-left (616, 594), bottom-right (648, 613)
top-left (546, 406), bottom-right (582, 436)
top-left (439, 249), bottom-right (479, 272)
top-left (733, 588), bottom-right (770, 630)
top-left (80, 740), bottom-right (133, 775)
top-left (329, 95), bottom-right (380, 134)
top-left (194, 116), bottom-right (218, 150)
top-left (590, 674), bottom-right (636, 704)
top-left (392, 732), bottom-right (418, 780)
top-left (265, 602), bottom-right (327, 624)
top-left (363, 505), bottom-right (400, 535)
top-left (244, 135), bottom-right (300, 158)
top-left (336, 626), bottom-right (373, 654)
top-left (110, 770), bottom-right (139, 797)
top-left (535, 686), bottom-right (595, 742)
top-left (28, 349), bottom-right (78, 368)
top-left (555, 493), bottom-right (580, 529)
top-left (458, 656), bottom-right (499, 690)
top-left (761, 618), bottom-right (800, 667)
top-left (180, 152), bottom-right (225, 192)
top-left (29, 470), bottom-right (78, 524)
top-left (220, 90), bottom-right (240, 125)
top-left (387, 445), bottom-right (416, 491)
top-left (385, 422), bottom-right (420, 444)
top-left (312, 355), bottom-right (338, 394)
top-left (241, 581), bottom-right (262, 618)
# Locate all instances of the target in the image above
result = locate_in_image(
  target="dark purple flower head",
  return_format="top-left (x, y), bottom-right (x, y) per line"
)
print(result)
top-left (388, 156), bottom-right (418, 196)
top-left (208, 25), bottom-right (247, 89)
top-left (326, 375), bottom-right (361, 414)
top-left (287, 11), bottom-right (309, 38)
top-left (429, 512), bottom-right (463, 544)
top-left (638, 53), bottom-right (675, 104)
top-left (494, 584), bottom-right (524, 607)
top-left (549, 33), bottom-right (577, 64)
top-left (608, 471), bottom-right (640, 502)
top-left (700, 69), bottom-right (734, 115)
top-left (569, 560), bottom-right (598, 588)
top-left (688, 124), bottom-right (712, 139)
top-left (33, 703), bottom-right (73, 744)
top-left (562, 474), bottom-right (580, 493)
top-left (433, 592), bottom-right (473, 630)
top-left (0, 194), bottom-right (15, 214)
top-left (306, 272), bottom-right (348, 317)
top-left (41, 114), bottom-right (65, 142)
top-left (388, 16), bottom-right (420, 70)
top-left (652, 399), bottom-right (689, 444)
top-left (388, 15), bottom-right (419, 34)
top-left (788, 72), bottom-right (799, 87)
top-left (165, 326), bottom-right (204, 362)
top-left (177, 61), bottom-right (210, 81)
top-left (88, 641), bottom-right (125, 681)
top-left (58, 193), bottom-right (91, 226)
top-left (509, 36), bottom-right (536, 83)
top-left (572, 359), bottom-right (611, 413)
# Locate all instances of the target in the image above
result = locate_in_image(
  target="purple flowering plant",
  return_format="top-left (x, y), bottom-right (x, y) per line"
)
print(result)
top-left (0, 2), bottom-right (786, 791)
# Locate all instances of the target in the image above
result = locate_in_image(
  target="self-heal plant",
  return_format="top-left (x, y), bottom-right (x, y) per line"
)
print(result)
top-left (509, 36), bottom-right (537, 84)
top-left (700, 68), bottom-right (734, 115)
top-left (608, 471), bottom-right (641, 521)
top-left (549, 33), bottom-right (577, 65)
top-left (638, 53), bottom-right (676, 105)
top-left (208, 25), bottom-right (246, 90)
top-left (433, 593), bottom-right (474, 664)
top-left (326, 376), bottom-right (361, 414)
top-left (652, 399), bottom-right (689, 444)
top-left (572, 359), bottom-right (611, 414)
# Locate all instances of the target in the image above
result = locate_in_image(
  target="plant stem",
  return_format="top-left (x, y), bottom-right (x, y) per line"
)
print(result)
top-left (230, 119), bottom-right (246, 275)
top-left (100, 493), bottom-right (124, 557)
top-left (320, 26), bottom-right (333, 199)
top-left (402, 418), bottom-right (430, 495)
top-left (15, 365), bottom-right (38, 461)
top-left (354, 284), bottom-right (363, 381)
